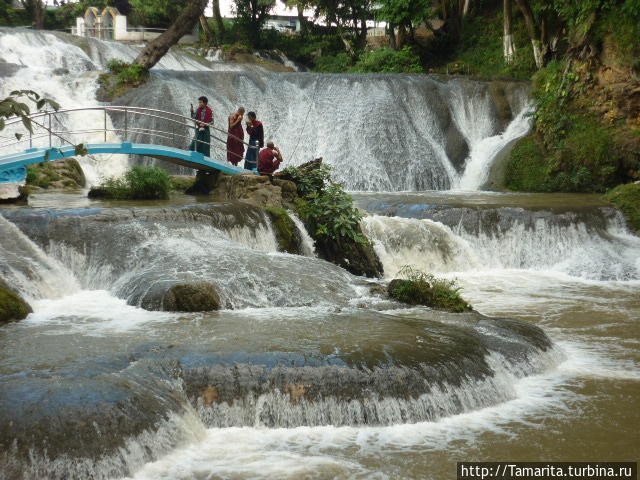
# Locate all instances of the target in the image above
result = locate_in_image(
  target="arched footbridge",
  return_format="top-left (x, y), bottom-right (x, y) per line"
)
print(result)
top-left (0, 106), bottom-right (257, 184)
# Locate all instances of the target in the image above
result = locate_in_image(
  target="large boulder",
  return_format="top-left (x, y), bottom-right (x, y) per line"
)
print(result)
top-left (26, 158), bottom-right (86, 190)
top-left (0, 183), bottom-right (28, 204)
top-left (0, 279), bottom-right (32, 324)
top-left (162, 282), bottom-right (221, 312)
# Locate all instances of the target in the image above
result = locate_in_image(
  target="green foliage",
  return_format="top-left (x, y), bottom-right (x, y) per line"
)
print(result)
top-left (603, 183), bottom-right (640, 233)
top-left (378, 0), bottom-right (431, 31)
top-left (506, 113), bottom-right (620, 193)
top-left (26, 164), bottom-right (60, 189)
top-left (313, 52), bottom-right (353, 73)
top-left (350, 47), bottom-right (423, 74)
top-left (446, 15), bottom-right (536, 80)
top-left (284, 163), bottom-right (367, 243)
top-left (101, 166), bottom-right (172, 200)
top-left (0, 90), bottom-right (60, 136)
top-left (388, 265), bottom-right (473, 313)
top-left (128, 0), bottom-right (190, 28)
top-left (313, 47), bottom-right (423, 74)
top-left (107, 59), bottom-right (149, 87)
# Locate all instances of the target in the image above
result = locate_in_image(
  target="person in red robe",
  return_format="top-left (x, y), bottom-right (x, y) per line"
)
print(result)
top-left (226, 107), bottom-right (245, 166)
top-left (258, 142), bottom-right (283, 175)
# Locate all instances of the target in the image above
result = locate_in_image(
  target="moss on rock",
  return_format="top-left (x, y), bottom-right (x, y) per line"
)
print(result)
top-left (603, 183), bottom-right (640, 233)
top-left (266, 206), bottom-right (299, 254)
top-left (26, 158), bottom-right (86, 190)
top-left (0, 280), bottom-right (32, 324)
top-left (163, 282), bottom-right (221, 312)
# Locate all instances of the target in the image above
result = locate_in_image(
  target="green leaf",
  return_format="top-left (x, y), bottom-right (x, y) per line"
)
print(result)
top-left (36, 99), bottom-right (46, 110)
top-left (20, 116), bottom-right (33, 134)
top-left (14, 133), bottom-right (22, 140)
top-left (74, 144), bottom-right (88, 156)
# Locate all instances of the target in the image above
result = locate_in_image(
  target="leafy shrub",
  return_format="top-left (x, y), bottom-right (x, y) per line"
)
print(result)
top-left (388, 265), bottom-right (473, 313)
top-left (283, 163), bottom-right (367, 243)
top-left (102, 165), bottom-right (171, 200)
top-left (314, 53), bottom-right (353, 73)
top-left (603, 183), bottom-right (640, 233)
top-left (107, 59), bottom-right (149, 87)
top-left (445, 15), bottom-right (536, 80)
top-left (350, 47), bottom-right (423, 74)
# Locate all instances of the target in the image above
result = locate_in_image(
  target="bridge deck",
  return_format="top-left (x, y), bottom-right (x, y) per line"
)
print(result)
top-left (0, 142), bottom-right (252, 184)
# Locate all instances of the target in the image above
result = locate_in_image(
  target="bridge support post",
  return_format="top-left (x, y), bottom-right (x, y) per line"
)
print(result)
top-left (185, 170), bottom-right (221, 195)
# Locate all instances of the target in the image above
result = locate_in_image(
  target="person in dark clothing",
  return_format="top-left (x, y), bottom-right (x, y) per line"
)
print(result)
top-left (189, 96), bottom-right (213, 157)
top-left (258, 142), bottom-right (283, 175)
top-left (244, 111), bottom-right (264, 171)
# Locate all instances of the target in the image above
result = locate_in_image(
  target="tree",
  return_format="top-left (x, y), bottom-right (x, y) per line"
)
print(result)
top-left (233, 0), bottom-right (276, 48)
top-left (133, 0), bottom-right (208, 70)
top-left (211, 0), bottom-right (226, 38)
top-left (20, 0), bottom-right (44, 30)
top-left (378, 0), bottom-right (431, 50)
top-left (128, 0), bottom-right (191, 28)
top-left (282, 0), bottom-right (311, 36)
top-left (503, 0), bottom-right (516, 63)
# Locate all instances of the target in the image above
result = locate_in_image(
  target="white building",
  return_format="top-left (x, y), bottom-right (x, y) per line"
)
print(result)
top-left (72, 7), bottom-right (199, 43)
top-left (264, 15), bottom-right (301, 33)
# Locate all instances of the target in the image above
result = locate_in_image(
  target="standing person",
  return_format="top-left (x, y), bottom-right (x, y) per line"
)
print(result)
top-left (258, 142), bottom-right (283, 175)
top-left (189, 96), bottom-right (213, 157)
top-left (226, 107), bottom-right (245, 166)
top-left (244, 111), bottom-right (264, 171)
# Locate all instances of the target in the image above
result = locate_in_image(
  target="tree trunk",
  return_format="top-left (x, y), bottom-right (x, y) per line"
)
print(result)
top-left (397, 24), bottom-right (408, 49)
top-left (515, 0), bottom-right (544, 68)
top-left (133, 0), bottom-right (208, 70)
top-left (211, 0), bottom-right (226, 38)
top-left (297, 5), bottom-right (307, 36)
top-left (388, 23), bottom-right (396, 50)
top-left (21, 0), bottom-right (44, 29)
top-left (200, 14), bottom-right (215, 45)
top-left (503, 0), bottom-right (516, 64)
top-left (462, 0), bottom-right (471, 17)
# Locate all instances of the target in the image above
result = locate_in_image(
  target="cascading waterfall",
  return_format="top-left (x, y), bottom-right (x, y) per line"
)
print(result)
top-left (361, 208), bottom-right (640, 281)
top-left (1, 29), bottom-right (531, 190)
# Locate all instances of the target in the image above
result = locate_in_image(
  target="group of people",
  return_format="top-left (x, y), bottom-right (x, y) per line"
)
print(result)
top-left (189, 96), bottom-right (283, 176)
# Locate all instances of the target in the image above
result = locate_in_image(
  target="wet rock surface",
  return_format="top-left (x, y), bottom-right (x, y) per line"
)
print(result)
top-left (0, 309), bottom-right (554, 478)
top-left (0, 278), bottom-right (32, 324)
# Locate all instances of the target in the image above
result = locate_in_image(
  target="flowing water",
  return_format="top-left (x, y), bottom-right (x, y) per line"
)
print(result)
top-left (0, 29), bottom-right (639, 480)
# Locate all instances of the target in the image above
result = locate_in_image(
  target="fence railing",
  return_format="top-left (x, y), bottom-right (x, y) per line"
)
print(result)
top-left (0, 106), bottom-right (256, 163)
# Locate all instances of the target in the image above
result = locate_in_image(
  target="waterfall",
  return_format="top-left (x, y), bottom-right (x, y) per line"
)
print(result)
top-left (0, 29), bottom-right (531, 191)
top-left (361, 209), bottom-right (640, 281)
top-left (0, 204), bottom-right (359, 309)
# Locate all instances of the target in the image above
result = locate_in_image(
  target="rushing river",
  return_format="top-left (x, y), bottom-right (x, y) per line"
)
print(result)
top-left (1, 28), bottom-right (639, 480)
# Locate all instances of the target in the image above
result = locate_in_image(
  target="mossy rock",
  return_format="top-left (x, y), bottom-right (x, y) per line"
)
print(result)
top-left (603, 183), bottom-right (640, 233)
top-left (0, 281), bottom-right (32, 324)
top-left (26, 158), bottom-right (86, 190)
top-left (170, 175), bottom-right (197, 192)
top-left (266, 206), bottom-right (300, 254)
top-left (163, 282), bottom-right (221, 312)
top-left (388, 278), bottom-right (473, 313)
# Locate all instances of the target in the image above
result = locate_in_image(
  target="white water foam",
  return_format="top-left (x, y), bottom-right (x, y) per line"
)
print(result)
top-left (361, 214), bottom-right (640, 282)
top-left (0, 216), bottom-right (80, 301)
top-left (289, 210), bottom-right (316, 256)
top-left (458, 105), bottom-right (533, 190)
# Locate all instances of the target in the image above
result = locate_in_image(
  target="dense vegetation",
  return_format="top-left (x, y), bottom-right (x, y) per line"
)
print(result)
top-left (283, 163), bottom-right (367, 244)
top-left (388, 266), bottom-right (473, 313)
top-left (603, 184), bottom-right (640, 233)
top-left (96, 165), bottom-right (172, 200)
